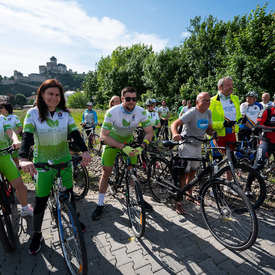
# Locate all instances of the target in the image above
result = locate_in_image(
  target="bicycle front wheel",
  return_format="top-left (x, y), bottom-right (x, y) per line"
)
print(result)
top-left (0, 211), bottom-right (16, 252)
top-left (73, 162), bottom-right (89, 200)
top-left (217, 164), bottom-right (266, 210)
top-left (126, 176), bottom-right (146, 238)
top-left (148, 158), bottom-right (173, 203)
top-left (57, 200), bottom-right (88, 275)
top-left (201, 179), bottom-right (258, 251)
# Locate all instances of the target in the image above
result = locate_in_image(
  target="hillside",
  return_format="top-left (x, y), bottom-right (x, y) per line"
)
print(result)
top-left (0, 72), bottom-right (86, 96)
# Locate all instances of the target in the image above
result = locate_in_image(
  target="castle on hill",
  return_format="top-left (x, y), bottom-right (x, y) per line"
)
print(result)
top-left (2, 57), bottom-right (73, 84)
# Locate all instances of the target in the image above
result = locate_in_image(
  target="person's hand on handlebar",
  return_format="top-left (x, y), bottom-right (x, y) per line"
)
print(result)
top-left (172, 134), bottom-right (182, 141)
top-left (19, 159), bottom-right (37, 177)
top-left (223, 120), bottom-right (236, 128)
top-left (122, 146), bottom-right (143, 157)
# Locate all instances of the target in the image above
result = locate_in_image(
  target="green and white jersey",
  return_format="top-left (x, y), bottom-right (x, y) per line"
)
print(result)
top-left (5, 114), bottom-right (22, 130)
top-left (102, 104), bottom-right (151, 142)
top-left (23, 107), bottom-right (77, 163)
top-left (158, 106), bottom-right (169, 118)
top-left (0, 116), bottom-right (11, 151)
top-left (146, 110), bottom-right (160, 127)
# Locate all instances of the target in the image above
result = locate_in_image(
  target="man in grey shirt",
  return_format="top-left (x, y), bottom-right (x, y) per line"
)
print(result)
top-left (171, 92), bottom-right (215, 214)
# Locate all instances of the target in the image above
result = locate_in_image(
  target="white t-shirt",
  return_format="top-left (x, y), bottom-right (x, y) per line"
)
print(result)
top-left (240, 102), bottom-right (262, 124)
top-left (260, 101), bottom-right (273, 109)
top-left (5, 114), bottom-right (22, 130)
top-left (158, 106), bottom-right (169, 118)
top-left (23, 107), bottom-right (77, 163)
top-left (102, 104), bottom-right (151, 142)
top-left (146, 110), bottom-right (160, 127)
top-left (219, 93), bottom-right (236, 121)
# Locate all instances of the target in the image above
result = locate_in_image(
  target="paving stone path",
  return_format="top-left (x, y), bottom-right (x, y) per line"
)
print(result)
top-left (1, 184), bottom-right (275, 275)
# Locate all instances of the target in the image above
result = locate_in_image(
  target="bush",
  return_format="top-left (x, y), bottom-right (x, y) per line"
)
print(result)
top-left (67, 91), bottom-right (89, 108)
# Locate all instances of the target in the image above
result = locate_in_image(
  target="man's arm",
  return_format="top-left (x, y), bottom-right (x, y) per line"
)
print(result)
top-left (100, 128), bottom-right (125, 149)
top-left (171, 118), bottom-right (183, 141)
top-left (143, 125), bottom-right (154, 143)
top-left (6, 129), bottom-right (20, 148)
top-left (206, 125), bottom-right (215, 136)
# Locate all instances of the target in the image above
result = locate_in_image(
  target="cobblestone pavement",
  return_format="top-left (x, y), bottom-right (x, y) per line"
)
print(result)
top-left (1, 186), bottom-right (275, 275)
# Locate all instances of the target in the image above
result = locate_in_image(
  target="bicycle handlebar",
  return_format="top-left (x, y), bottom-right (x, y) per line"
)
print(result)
top-left (0, 146), bottom-right (15, 154)
top-left (34, 156), bottom-right (82, 170)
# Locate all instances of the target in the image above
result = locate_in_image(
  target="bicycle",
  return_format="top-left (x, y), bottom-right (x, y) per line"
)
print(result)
top-left (81, 124), bottom-right (102, 156)
top-left (158, 120), bottom-right (171, 140)
top-left (108, 144), bottom-right (146, 238)
top-left (147, 136), bottom-right (258, 251)
top-left (0, 146), bottom-right (17, 252)
top-left (72, 154), bottom-right (90, 201)
top-left (34, 157), bottom-right (88, 275)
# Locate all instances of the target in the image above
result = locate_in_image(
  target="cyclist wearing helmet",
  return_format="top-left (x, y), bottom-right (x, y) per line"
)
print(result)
top-left (239, 91), bottom-right (262, 141)
top-left (146, 99), bottom-right (160, 137)
top-left (82, 102), bottom-right (98, 136)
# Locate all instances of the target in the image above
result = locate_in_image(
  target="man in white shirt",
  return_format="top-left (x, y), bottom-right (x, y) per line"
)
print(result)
top-left (260, 93), bottom-right (273, 109)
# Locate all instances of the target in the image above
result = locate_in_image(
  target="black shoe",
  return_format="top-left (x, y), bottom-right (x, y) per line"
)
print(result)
top-left (143, 200), bottom-right (153, 212)
top-left (28, 232), bottom-right (43, 255)
top-left (92, 205), bottom-right (104, 221)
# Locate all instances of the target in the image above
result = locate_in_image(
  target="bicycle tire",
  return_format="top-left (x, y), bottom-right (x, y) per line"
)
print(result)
top-left (201, 179), bottom-right (258, 251)
top-left (108, 153), bottom-right (125, 195)
top-left (0, 212), bottom-right (16, 252)
top-left (148, 158), bottom-right (173, 203)
top-left (73, 162), bottom-right (89, 200)
top-left (217, 163), bottom-right (266, 210)
top-left (91, 133), bottom-right (102, 156)
top-left (126, 175), bottom-right (146, 238)
top-left (57, 200), bottom-right (88, 275)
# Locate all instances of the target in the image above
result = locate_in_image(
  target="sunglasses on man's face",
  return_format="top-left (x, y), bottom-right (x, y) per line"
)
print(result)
top-left (125, 97), bottom-right (137, 102)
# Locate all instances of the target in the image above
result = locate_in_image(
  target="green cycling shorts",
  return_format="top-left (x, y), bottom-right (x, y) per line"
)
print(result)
top-left (0, 154), bottom-right (20, 182)
top-left (34, 162), bottom-right (73, 197)
top-left (101, 145), bottom-right (138, 167)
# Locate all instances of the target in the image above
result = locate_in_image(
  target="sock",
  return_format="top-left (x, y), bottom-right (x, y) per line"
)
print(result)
top-left (98, 193), bottom-right (105, 206)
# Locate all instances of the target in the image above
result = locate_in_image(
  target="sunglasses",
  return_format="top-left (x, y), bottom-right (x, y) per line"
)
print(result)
top-left (125, 97), bottom-right (137, 102)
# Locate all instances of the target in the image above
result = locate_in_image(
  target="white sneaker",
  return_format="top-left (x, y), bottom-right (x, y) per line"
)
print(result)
top-left (21, 205), bottom-right (33, 217)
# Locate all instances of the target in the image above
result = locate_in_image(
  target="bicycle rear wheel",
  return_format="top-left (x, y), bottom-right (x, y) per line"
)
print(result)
top-left (217, 164), bottom-right (266, 210)
top-left (148, 158), bottom-right (173, 203)
top-left (73, 161), bottom-right (89, 200)
top-left (201, 179), bottom-right (258, 251)
top-left (57, 200), bottom-right (88, 275)
top-left (91, 133), bottom-right (102, 156)
top-left (126, 176), bottom-right (146, 238)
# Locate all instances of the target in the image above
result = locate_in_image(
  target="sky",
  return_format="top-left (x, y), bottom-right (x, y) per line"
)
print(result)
top-left (0, 0), bottom-right (274, 77)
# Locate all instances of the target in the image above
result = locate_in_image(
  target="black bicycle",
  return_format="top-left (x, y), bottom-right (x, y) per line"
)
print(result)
top-left (72, 154), bottom-right (90, 201)
top-left (34, 157), bottom-right (88, 275)
top-left (148, 136), bottom-right (258, 251)
top-left (81, 124), bottom-right (102, 156)
top-left (108, 145), bottom-right (146, 238)
top-left (0, 146), bottom-right (17, 252)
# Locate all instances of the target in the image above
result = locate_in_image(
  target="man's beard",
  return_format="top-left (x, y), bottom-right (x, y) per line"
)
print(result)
top-left (125, 105), bottom-right (134, 112)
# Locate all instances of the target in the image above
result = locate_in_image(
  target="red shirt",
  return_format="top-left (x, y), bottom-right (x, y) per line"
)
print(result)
top-left (257, 107), bottom-right (275, 143)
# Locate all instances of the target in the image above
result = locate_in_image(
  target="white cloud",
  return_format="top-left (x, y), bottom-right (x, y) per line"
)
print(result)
top-left (0, 0), bottom-right (168, 77)
top-left (181, 31), bottom-right (191, 39)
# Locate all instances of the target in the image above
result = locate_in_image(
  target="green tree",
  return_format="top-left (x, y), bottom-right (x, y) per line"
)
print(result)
top-left (67, 91), bottom-right (88, 108)
top-left (15, 93), bottom-right (27, 106)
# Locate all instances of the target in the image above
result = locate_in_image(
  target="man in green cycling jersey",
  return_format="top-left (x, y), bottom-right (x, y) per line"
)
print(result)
top-left (92, 87), bottom-right (154, 220)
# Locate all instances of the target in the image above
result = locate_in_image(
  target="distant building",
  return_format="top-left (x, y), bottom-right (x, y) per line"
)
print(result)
top-left (39, 65), bottom-right (47, 74)
top-left (28, 73), bottom-right (47, 82)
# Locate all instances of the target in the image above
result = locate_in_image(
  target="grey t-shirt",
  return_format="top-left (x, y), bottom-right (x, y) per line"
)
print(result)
top-left (180, 107), bottom-right (212, 142)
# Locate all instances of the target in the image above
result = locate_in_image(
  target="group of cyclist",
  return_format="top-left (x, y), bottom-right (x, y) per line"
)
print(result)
top-left (0, 76), bottom-right (274, 257)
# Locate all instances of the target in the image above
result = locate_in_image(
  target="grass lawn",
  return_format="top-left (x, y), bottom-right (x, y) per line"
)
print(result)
top-left (14, 108), bottom-right (106, 130)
